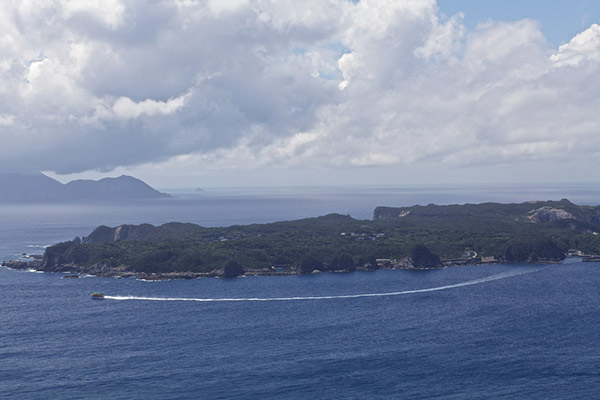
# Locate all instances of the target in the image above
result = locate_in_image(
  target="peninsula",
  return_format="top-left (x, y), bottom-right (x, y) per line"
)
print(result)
top-left (3, 199), bottom-right (600, 280)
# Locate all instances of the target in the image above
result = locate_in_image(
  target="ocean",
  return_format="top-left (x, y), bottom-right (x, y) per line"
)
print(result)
top-left (1, 185), bottom-right (600, 399)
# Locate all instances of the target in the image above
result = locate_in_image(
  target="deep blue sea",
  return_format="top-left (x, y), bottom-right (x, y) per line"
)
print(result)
top-left (2, 185), bottom-right (600, 399)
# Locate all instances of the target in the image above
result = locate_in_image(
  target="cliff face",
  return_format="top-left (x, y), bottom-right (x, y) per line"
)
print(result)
top-left (82, 222), bottom-right (207, 244)
top-left (82, 224), bottom-right (159, 243)
top-left (528, 207), bottom-right (573, 223)
top-left (373, 200), bottom-right (600, 230)
top-left (373, 206), bottom-right (411, 220)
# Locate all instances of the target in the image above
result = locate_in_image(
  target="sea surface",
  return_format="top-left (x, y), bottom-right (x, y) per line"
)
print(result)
top-left (1, 185), bottom-right (600, 399)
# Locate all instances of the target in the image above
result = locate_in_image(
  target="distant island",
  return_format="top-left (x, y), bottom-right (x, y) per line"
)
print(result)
top-left (0, 173), bottom-right (171, 202)
top-left (3, 199), bottom-right (600, 280)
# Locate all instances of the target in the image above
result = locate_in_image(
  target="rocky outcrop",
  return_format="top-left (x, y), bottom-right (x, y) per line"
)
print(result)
top-left (373, 206), bottom-right (411, 220)
top-left (81, 222), bottom-right (206, 244)
top-left (528, 207), bottom-right (573, 223)
top-left (1, 260), bottom-right (44, 270)
top-left (82, 224), bottom-right (159, 243)
top-left (1, 258), bottom-right (222, 280)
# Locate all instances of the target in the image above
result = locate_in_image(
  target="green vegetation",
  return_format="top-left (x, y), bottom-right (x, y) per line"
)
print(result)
top-left (296, 255), bottom-right (324, 274)
top-left (41, 199), bottom-right (600, 275)
top-left (409, 244), bottom-right (442, 268)
top-left (223, 260), bottom-right (245, 278)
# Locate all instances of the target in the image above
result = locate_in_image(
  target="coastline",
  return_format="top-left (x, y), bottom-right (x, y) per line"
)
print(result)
top-left (0, 256), bottom-right (564, 281)
top-left (4, 198), bottom-right (596, 281)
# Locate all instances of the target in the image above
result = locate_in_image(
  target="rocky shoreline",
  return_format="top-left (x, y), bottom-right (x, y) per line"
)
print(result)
top-left (1, 257), bottom-right (454, 281)
top-left (3, 255), bottom-right (567, 281)
top-left (1, 259), bottom-right (220, 280)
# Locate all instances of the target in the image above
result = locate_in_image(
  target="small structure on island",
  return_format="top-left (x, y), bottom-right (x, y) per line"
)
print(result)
top-left (462, 249), bottom-right (478, 259)
top-left (271, 264), bottom-right (293, 273)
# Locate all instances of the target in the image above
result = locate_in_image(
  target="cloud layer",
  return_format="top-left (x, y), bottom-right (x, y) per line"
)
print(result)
top-left (1, 0), bottom-right (600, 181)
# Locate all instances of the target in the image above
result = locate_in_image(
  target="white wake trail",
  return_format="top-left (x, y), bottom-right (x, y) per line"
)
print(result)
top-left (103, 269), bottom-right (536, 303)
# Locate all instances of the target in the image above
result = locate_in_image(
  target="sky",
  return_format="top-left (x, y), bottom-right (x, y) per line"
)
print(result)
top-left (1, 0), bottom-right (599, 189)
top-left (439, 0), bottom-right (600, 46)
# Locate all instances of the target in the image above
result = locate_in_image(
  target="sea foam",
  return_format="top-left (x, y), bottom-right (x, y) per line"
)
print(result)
top-left (104, 269), bottom-right (536, 303)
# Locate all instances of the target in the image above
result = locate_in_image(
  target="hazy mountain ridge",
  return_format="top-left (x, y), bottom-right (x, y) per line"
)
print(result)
top-left (0, 173), bottom-right (171, 202)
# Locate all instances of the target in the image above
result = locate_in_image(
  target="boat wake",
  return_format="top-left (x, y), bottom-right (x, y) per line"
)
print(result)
top-left (103, 268), bottom-right (536, 303)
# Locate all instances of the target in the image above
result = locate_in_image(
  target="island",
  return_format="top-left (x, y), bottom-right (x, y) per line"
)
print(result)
top-left (3, 199), bottom-right (600, 280)
top-left (0, 173), bottom-right (171, 202)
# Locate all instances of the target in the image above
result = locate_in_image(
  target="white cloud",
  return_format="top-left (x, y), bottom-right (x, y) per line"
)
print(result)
top-left (112, 92), bottom-right (191, 119)
top-left (207, 0), bottom-right (249, 16)
top-left (337, 53), bottom-right (361, 90)
top-left (551, 23), bottom-right (600, 66)
top-left (415, 12), bottom-right (464, 61)
top-left (0, 0), bottom-right (599, 184)
top-left (62, 0), bottom-right (126, 29)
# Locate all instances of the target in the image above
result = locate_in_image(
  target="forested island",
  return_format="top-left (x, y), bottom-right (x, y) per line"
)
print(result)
top-left (4, 199), bottom-right (600, 280)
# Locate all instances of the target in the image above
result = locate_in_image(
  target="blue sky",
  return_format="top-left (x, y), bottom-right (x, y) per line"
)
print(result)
top-left (438, 0), bottom-right (600, 46)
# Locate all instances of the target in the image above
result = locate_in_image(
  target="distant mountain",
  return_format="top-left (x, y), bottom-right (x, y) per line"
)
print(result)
top-left (0, 173), bottom-right (65, 202)
top-left (64, 176), bottom-right (171, 200)
top-left (0, 173), bottom-right (171, 202)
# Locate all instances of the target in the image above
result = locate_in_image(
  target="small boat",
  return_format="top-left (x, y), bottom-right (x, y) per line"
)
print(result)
top-left (90, 292), bottom-right (105, 299)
